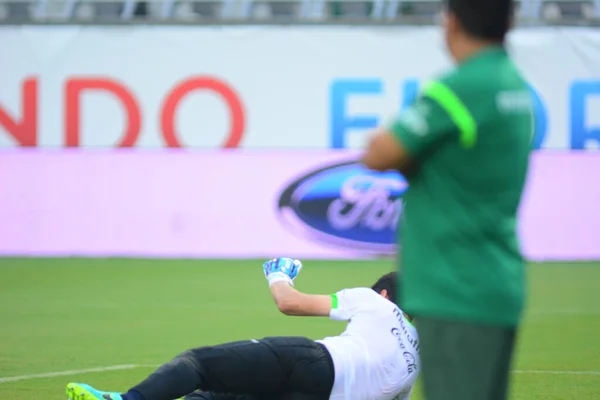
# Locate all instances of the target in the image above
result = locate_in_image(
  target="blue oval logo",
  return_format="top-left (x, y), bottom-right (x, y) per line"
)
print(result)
top-left (276, 160), bottom-right (408, 254)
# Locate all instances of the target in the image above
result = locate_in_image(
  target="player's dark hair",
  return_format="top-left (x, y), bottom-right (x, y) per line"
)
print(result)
top-left (372, 272), bottom-right (398, 304)
top-left (447, 0), bottom-right (513, 42)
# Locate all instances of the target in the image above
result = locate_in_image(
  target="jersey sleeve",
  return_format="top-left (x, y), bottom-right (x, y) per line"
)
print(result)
top-left (329, 287), bottom-right (377, 321)
top-left (388, 80), bottom-right (476, 158)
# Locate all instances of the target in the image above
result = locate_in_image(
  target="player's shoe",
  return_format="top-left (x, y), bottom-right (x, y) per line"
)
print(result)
top-left (66, 383), bottom-right (123, 400)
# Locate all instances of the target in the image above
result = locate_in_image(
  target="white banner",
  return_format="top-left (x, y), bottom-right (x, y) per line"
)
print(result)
top-left (0, 26), bottom-right (599, 150)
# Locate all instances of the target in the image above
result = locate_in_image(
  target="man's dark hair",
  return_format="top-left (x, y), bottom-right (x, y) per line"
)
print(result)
top-left (372, 272), bottom-right (398, 304)
top-left (447, 0), bottom-right (514, 42)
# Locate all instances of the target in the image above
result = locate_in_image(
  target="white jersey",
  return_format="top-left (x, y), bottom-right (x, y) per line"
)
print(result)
top-left (316, 288), bottom-right (420, 400)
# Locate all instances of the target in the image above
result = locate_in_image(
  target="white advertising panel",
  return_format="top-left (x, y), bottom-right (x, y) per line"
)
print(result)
top-left (0, 26), bottom-right (599, 150)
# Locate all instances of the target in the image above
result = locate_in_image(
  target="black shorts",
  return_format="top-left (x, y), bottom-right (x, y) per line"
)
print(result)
top-left (180, 337), bottom-right (335, 400)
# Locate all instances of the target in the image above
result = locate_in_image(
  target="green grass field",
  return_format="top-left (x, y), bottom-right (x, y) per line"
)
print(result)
top-left (1, 259), bottom-right (599, 400)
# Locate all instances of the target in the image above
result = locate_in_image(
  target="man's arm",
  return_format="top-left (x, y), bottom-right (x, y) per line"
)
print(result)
top-left (362, 127), bottom-right (415, 174)
top-left (363, 81), bottom-right (466, 173)
top-left (262, 258), bottom-right (368, 319)
top-left (262, 258), bottom-right (332, 317)
top-left (269, 281), bottom-right (332, 317)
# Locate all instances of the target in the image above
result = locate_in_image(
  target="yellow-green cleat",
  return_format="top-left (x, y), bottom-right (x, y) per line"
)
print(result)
top-left (66, 383), bottom-right (124, 400)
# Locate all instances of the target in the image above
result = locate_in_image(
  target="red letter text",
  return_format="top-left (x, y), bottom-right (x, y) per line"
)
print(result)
top-left (65, 78), bottom-right (141, 147)
top-left (161, 77), bottom-right (245, 148)
top-left (0, 77), bottom-right (37, 146)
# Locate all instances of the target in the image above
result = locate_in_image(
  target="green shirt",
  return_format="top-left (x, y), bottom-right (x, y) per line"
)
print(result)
top-left (390, 47), bottom-right (533, 327)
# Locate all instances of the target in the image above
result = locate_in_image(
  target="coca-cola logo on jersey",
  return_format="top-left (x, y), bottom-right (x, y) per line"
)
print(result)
top-left (391, 328), bottom-right (418, 374)
top-left (276, 160), bottom-right (408, 253)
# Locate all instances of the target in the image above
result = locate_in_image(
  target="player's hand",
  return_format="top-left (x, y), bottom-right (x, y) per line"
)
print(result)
top-left (263, 258), bottom-right (303, 287)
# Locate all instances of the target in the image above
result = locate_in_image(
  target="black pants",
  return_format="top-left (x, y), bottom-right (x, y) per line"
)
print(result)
top-left (131, 337), bottom-right (335, 400)
top-left (417, 317), bottom-right (518, 400)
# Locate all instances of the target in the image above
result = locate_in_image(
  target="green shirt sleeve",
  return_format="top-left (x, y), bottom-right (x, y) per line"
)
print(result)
top-left (389, 81), bottom-right (477, 157)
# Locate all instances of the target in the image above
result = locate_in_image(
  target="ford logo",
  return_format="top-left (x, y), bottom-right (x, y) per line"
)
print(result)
top-left (276, 160), bottom-right (408, 254)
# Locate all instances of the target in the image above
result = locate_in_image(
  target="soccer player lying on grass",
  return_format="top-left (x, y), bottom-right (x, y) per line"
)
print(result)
top-left (66, 258), bottom-right (420, 400)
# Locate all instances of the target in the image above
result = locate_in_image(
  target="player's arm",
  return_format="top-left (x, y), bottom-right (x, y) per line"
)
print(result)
top-left (262, 259), bottom-right (371, 320)
top-left (272, 286), bottom-right (370, 321)
top-left (262, 258), bottom-right (332, 317)
top-left (269, 281), bottom-right (332, 317)
top-left (362, 81), bottom-right (466, 172)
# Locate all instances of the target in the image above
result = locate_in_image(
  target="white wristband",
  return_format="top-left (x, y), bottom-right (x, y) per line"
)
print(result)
top-left (267, 272), bottom-right (293, 287)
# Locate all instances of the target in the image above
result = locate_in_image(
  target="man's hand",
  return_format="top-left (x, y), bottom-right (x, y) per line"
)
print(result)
top-left (263, 257), bottom-right (303, 287)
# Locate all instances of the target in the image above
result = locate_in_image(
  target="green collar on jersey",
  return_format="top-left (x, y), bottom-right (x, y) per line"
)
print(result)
top-left (423, 81), bottom-right (477, 149)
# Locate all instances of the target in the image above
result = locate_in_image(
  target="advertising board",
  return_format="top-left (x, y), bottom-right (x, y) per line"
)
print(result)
top-left (1, 27), bottom-right (599, 150)
top-left (0, 150), bottom-right (597, 260)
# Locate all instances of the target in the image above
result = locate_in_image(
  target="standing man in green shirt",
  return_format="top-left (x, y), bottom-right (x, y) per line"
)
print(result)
top-left (362, 0), bottom-right (533, 399)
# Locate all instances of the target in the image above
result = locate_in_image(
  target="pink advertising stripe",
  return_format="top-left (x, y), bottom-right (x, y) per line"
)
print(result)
top-left (0, 149), bottom-right (598, 260)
